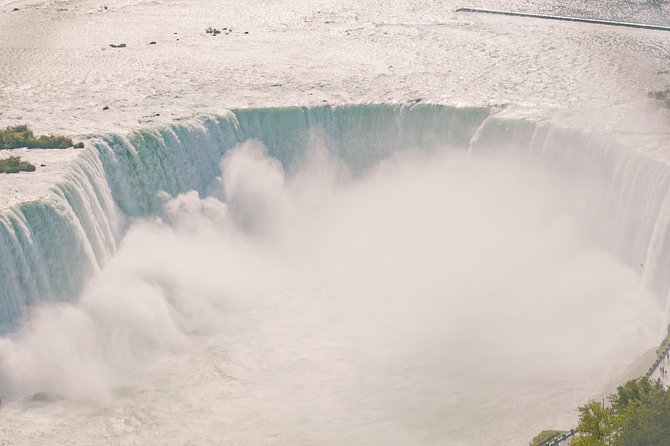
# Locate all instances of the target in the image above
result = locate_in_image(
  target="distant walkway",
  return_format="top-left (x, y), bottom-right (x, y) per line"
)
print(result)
top-left (455, 7), bottom-right (670, 32)
top-left (646, 342), bottom-right (670, 385)
top-left (537, 429), bottom-right (576, 446)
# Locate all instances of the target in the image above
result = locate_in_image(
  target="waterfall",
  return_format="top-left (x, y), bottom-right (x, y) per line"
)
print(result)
top-left (471, 116), bottom-right (670, 311)
top-left (0, 150), bottom-right (119, 333)
top-left (0, 103), bottom-right (668, 334)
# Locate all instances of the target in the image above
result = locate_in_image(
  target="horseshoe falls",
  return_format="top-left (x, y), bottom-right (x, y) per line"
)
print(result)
top-left (0, 104), bottom-right (667, 445)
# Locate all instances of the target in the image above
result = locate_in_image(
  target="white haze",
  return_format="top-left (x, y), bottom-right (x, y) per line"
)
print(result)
top-left (0, 141), bottom-right (664, 445)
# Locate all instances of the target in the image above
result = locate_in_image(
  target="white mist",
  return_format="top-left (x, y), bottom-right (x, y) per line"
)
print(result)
top-left (0, 141), bottom-right (663, 445)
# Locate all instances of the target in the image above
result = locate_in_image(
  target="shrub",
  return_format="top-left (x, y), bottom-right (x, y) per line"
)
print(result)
top-left (0, 155), bottom-right (36, 173)
top-left (0, 125), bottom-right (76, 149)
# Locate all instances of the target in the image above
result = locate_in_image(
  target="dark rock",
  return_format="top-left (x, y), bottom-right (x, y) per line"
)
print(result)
top-left (648, 89), bottom-right (669, 100)
top-left (109, 43), bottom-right (126, 48)
top-left (40, 164), bottom-right (46, 167)
top-left (31, 392), bottom-right (62, 403)
top-left (102, 106), bottom-right (110, 110)
top-left (244, 31), bottom-right (249, 34)
top-left (12, 7), bottom-right (19, 11)
top-left (149, 41), bottom-right (156, 45)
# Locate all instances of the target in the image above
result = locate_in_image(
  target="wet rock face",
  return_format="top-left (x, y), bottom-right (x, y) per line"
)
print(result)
top-left (31, 392), bottom-right (63, 403)
top-left (648, 88), bottom-right (670, 108)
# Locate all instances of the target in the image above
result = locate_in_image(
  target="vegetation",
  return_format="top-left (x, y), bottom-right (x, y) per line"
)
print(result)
top-left (0, 155), bottom-right (36, 173)
top-left (570, 377), bottom-right (670, 446)
top-left (531, 430), bottom-right (567, 446)
top-left (0, 125), bottom-right (81, 149)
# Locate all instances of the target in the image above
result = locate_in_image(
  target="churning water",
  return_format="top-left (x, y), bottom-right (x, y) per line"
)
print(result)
top-left (0, 106), bottom-right (667, 445)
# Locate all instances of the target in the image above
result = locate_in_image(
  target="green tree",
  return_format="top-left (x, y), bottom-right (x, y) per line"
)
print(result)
top-left (569, 377), bottom-right (670, 446)
top-left (613, 384), bottom-right (670, 446)
top-left (576, 401), bottom-right (612, 441)
top-left (609, 378), bottom-right (662, 413)
top-left (571, 435), bottom-right (607, 446)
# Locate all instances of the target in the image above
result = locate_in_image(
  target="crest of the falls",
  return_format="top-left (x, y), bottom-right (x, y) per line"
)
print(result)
top-left (1, 104), bottom-right (669, 334)
top-left (0, 104), bottom-right (492, 333)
